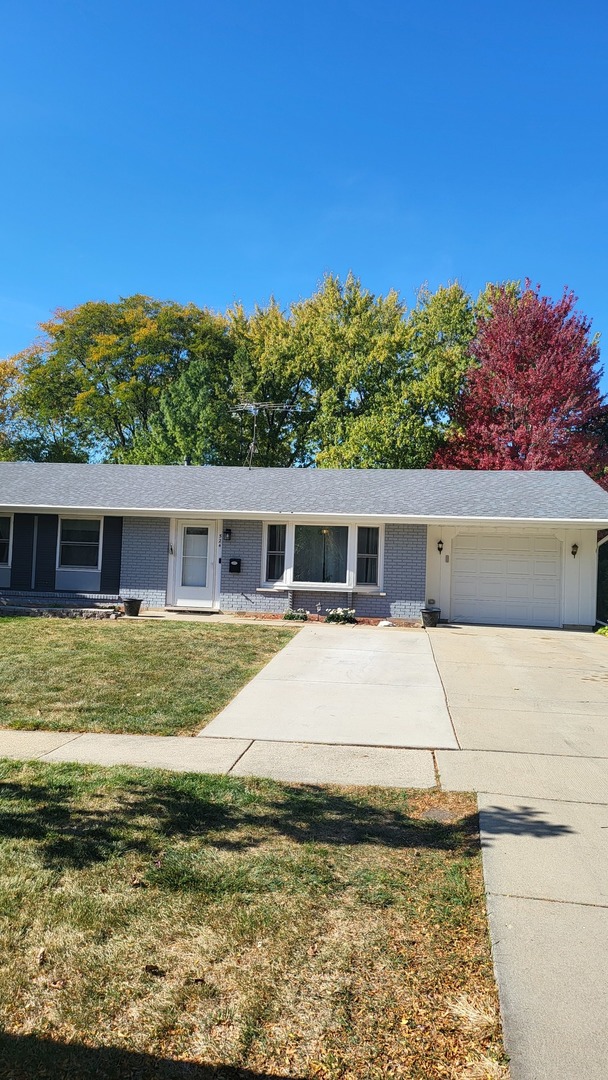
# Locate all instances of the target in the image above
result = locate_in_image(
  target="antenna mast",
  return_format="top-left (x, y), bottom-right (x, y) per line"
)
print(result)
top-left (231, 402), bottom-right (293, 468)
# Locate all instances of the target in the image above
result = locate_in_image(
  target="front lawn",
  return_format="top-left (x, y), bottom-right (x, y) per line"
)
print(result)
top-left (0, 619), bottom-right (295, 736)
top-left (0, 761), bottom-right (508, 1079)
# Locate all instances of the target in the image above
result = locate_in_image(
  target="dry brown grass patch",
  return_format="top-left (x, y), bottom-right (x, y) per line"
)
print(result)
top-left (0, 760), bottom-right (509, 1078)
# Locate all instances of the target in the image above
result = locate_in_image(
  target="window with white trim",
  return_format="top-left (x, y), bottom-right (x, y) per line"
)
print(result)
top-left (263, 523), bottom-right (382, 589)
top-left (356, 526), bottom-right (379, 585)
top-left (266, 524), bottom-right (286, 581)
top-left (59, 518), bottom-right (101, 569)
top-left (0, 516), bottom-right (11, 565)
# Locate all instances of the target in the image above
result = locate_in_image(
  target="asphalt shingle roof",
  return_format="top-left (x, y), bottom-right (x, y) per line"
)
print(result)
top-left (1, 463), bottom-right (607, 522)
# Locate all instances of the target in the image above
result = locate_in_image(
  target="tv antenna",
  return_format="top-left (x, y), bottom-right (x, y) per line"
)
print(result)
top-left (231, 402), bottom-right (293, 468)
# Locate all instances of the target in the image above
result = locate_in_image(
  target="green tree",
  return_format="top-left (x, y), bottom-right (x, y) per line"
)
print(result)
top-left (13, 296), bottom-right (204, 459)
top-left (4, 353), bottom-right (92, 461)
top-left (0, 358), bottom-right (21, 459)
top-left (135, 299), bottom-right (318, 466)
top-left (130, 310), bottom-right (238, 464)
top-left (6, 278), bottom-right (478, 468)
top-left (294, 275), bottom-right (476, 468)
top-left (226, 301), bottom-right (317, 466)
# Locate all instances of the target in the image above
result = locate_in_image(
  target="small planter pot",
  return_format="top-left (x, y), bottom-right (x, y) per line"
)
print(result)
top-left (420, 607), bottom-right (441, 628)
top-left (123, 598), bottom-right (143, 617)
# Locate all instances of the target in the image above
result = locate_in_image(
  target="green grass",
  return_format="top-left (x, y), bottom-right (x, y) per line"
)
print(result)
top-left (0, 761), bottom-right (508, 1079)
top-left (0, 618), bottom-right (295, 736)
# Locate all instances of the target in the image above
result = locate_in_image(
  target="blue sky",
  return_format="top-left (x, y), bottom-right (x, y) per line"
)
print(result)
top-left (1, 1), bottom-right (607, 390)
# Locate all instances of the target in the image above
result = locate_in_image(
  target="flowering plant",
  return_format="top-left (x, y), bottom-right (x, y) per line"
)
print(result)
top-left (325, 607), bottom-right (357, 624)
top-left (284, 608), bottom-right (308, 621)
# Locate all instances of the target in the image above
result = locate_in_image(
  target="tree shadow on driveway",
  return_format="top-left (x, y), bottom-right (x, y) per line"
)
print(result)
top-left (479, 803), bottom-right (576, 840)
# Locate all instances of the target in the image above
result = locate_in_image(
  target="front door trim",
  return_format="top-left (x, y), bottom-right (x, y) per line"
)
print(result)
top-left (167, 518), bottom-right (221, 609)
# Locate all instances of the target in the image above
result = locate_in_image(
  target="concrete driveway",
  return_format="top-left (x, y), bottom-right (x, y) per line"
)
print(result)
top-left (200, 622), bottom-right (458, 749)
top-left (429, 625), bottom-right (608, 1080)
top-left (429, 624), bottom-right (608, 756)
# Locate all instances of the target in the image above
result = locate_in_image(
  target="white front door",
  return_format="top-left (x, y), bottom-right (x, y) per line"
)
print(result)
top-left (173, 520), bottom-right (217, 608)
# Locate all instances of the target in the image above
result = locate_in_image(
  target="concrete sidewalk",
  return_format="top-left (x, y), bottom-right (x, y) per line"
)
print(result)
top-left (476, 792), bottom-right (608, 1080)
top-left (0, 729), bottom-right (437, 788)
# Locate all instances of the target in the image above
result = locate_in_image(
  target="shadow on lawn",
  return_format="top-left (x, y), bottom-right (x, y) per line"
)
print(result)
top-left (0, 1032), bottom-right (298, 1080)
top-left (0, 764), bottom-right (574, 872)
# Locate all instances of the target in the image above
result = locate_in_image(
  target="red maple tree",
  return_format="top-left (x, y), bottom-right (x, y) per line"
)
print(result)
top-left (433, 283), bottom-right (608, 483)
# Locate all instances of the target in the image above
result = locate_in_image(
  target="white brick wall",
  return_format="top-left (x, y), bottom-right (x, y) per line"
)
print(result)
top-left (120, 517), bottom-right (170, 608)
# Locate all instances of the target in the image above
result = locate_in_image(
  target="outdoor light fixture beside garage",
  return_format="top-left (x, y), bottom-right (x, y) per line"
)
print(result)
top-left (437, 539), bottom-right (444, 554)
top-left (571, 543), bottom-right (579, 558)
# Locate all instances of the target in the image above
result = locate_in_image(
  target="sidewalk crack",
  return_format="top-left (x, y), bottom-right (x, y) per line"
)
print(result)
top-left (487, 890), bottom-right (608, 910)
top-left (226, 740), bottom-right (254, 774)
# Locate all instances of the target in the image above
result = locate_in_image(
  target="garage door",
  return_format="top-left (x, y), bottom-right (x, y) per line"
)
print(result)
top-left (451, 533), bottom-right (562, 627)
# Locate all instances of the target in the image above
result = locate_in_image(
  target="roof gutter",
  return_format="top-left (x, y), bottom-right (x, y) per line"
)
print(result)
top-left (2, 504), bottom-right (608, 528)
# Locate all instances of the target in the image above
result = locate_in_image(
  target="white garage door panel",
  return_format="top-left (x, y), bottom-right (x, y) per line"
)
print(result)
top-left (506, 558), bottom-right (532, 574)
top-left (451, 533), bottom-right (561, 627)
top-left (480, 557), bottom-right (507, 573)
top-left (479, 580), bottom-right (506, 600)
top-left (534, 560), bottom-right (560, 575)
top-left (506, 582), bottom-right (531, 600)
top-left (453, 556), bottom-right (477, 573)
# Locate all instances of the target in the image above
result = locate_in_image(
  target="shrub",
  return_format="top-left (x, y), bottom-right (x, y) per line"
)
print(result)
top-left (284, 608), bottom-right (308, 621)
top-left (596, 626), bottom-right (608, 637)
top-left (325, 607), bottom-right (357, 624)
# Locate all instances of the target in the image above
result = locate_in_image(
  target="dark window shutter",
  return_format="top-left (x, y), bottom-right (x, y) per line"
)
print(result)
top-left (10, 514), bottom-right (35, 589)
top-left (100, 516), bottom-right (123, 594)
top-left (34, 514), bottom-right (58, 590)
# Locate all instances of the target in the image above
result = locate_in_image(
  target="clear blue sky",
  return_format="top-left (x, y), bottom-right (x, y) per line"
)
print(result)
top-left (1, 1), bottom-right (607, 390)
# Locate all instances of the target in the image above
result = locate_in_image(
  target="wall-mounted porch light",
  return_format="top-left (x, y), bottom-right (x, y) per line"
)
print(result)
top-left (437, 539), bottom-right (444, 554)
top-left (223, 528), bottom-right (232, 542)
top-left (571, 543), bottom-right (579, 558)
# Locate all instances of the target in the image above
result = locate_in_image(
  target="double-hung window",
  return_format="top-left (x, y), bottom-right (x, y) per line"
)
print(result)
top-left (266, 524), bottom-right (286, 581)
top-left (356, 526), bottom-right (379, 586)
top-left (0, 517), bottom-right (11, 565)
top-left (59, 518), bottom-right (102, 569)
